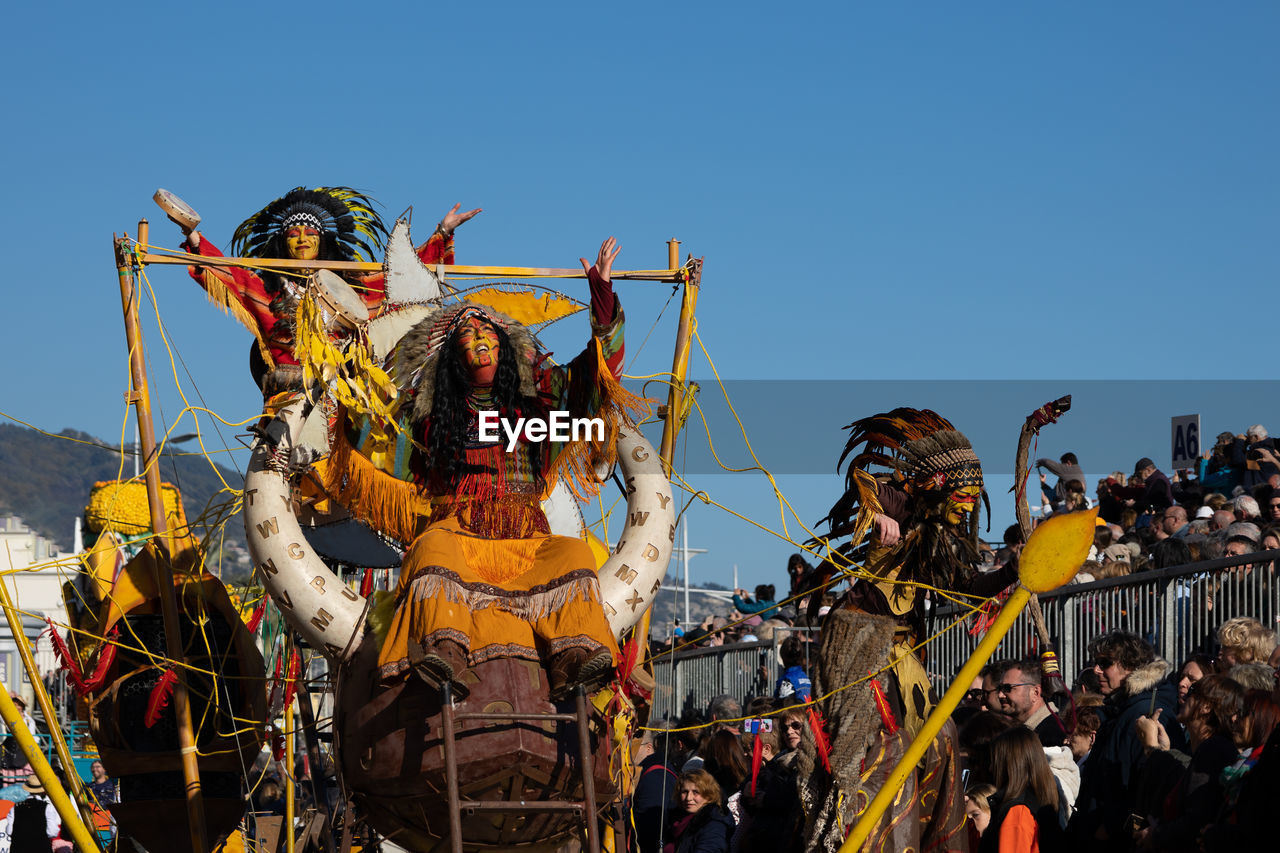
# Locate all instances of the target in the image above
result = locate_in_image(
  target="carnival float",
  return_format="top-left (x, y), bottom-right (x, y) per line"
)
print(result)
top-left (0, 184), bottom-right (1092, 853)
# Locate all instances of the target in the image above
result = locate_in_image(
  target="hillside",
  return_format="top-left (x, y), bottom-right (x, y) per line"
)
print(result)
top-left (0, 423), bottom-right (246, 553)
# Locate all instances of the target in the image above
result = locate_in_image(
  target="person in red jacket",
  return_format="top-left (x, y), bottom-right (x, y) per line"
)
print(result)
top-left (164, 186), bottom-right (478, 395)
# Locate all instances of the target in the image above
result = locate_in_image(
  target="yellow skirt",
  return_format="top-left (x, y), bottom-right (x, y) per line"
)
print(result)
top-left (377, 516), bottom-right (618, 681)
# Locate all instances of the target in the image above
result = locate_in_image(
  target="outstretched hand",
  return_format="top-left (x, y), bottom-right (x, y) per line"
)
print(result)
top-left (439, 203), bottom-right (482, 234)
top-left (581, 236), bottom-right (620, 283)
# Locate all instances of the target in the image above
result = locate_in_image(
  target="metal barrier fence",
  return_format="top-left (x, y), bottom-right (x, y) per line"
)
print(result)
top-left (650, 552), bottom-right (1279, 717)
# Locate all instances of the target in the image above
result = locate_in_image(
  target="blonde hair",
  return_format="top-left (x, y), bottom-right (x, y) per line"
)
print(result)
top-left (1217, 617), bottom-right (1277, 664)
top-left (964, 782), bottom-right (997, 813)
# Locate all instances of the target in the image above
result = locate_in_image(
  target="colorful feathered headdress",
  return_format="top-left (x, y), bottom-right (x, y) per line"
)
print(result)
top-left (231, 186), bottom-right (389, 262)
top-left (821, 408), bottom-right (984, 542)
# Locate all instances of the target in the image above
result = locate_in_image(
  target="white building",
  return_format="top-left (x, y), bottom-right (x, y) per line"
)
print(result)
top-left (0, 514), bottom-right (68, 699)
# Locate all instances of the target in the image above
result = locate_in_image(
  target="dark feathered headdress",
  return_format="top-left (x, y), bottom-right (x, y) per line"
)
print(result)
top-left (820, 408), bottom-right (985, 544)
top-left (231, 187), bottom-right (389, 262)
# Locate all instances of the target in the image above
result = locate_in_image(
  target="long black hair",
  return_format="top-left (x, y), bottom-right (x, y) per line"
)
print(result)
top-left (418, 320), bottom-right (547, 492)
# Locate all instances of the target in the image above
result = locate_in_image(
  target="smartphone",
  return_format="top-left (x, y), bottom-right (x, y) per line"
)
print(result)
top-left (742, 718), bottom-right (774, 734)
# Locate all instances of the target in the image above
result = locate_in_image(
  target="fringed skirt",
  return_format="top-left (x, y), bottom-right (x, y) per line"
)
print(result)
top-left (376, 515), bottom-right (618, 682)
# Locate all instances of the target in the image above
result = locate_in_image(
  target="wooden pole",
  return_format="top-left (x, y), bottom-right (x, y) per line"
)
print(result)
top-left (658, 249), bottom-right (701, 475)
top-left (113, 231), bottom-right (209, 852)
top-left (0, 575), bottom-right (97, 830)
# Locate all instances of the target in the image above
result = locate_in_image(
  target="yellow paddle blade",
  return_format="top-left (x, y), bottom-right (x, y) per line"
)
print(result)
top-left (1018, 508), bottom-right (1098, 593)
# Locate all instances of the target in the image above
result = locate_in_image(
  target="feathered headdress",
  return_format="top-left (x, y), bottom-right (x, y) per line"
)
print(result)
top-left (392, 302), bottom-right (539, 425)
top-left (231, 187), bottom-right (389, 262)
top-left (820, 408), bottom-right (985, 546)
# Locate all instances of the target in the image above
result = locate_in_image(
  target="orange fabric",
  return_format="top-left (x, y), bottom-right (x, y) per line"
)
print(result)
top-left (377, 516), bottom-right (618, 681)
top-left (997, 804), bottom-right (1039, 853)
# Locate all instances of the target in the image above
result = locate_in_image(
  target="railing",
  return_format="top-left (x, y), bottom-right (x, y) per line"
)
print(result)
top-left (927, 550), bottom-right (1279, 684)
top-left (649, 552), bottom-right (1279, 718)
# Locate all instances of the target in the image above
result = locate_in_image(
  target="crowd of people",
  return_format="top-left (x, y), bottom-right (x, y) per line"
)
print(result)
top-left (630, 425), bottom-right (1280, 852)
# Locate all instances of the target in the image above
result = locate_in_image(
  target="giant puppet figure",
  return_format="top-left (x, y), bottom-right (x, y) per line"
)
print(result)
top-left (161, 186), bottom-right (478, 395)
top-left (800, 409), bottom-right (1019, 853)
top-left (324, 237), bottom-right (641, 700)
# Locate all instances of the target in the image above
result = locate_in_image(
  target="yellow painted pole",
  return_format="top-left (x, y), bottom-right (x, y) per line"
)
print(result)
top-left (114, 232), bottom-right (209, 852)
top-left (0, 574), bottom-right (97, 828)
top-left (0, 689), bottom-right (101, 852)
top-left (658, 249), bottom-right (701, 475)
top-left (284, 700), bottom-right (296, 853)
top-left (840, 585), bottom-right (1032, 853)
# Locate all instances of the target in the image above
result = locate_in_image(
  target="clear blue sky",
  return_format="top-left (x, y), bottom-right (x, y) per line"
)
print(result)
top-left (3, 3), bottom-right (1277, 588)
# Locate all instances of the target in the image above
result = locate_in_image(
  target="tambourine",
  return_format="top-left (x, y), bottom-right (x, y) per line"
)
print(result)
top-left (152, 188), bottom-right (202, 231)
top-left (310, 269), bottom-right (370, 332)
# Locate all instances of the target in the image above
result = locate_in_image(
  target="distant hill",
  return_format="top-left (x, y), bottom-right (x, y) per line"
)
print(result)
top-left (0, 423), bottom-right (246, 553)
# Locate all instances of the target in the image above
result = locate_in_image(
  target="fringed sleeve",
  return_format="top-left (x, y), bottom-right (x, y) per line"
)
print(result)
top-left (322, 413), bottom-right (430, 543)
top-left (183, 236), bottom-right (275, 366)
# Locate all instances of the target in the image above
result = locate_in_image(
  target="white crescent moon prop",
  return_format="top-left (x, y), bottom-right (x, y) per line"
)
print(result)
top-left (245, 410), bottom-right (673, 659)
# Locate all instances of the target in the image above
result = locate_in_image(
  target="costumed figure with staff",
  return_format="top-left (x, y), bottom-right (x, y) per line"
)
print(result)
top-left (800, 409), bottom-right (1020, 853)
top-left (323, 236), bottom-right (645, 699)
top-left (157, 186), bottom-right (478, 395)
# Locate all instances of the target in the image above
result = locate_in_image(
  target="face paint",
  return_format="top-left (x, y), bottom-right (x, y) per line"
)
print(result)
top-left (285, 225), bottom-right (321, 261)
top-left (944, 484), bottom-right (980, 526)
top-left (454, 315), bottom-right (500, 385)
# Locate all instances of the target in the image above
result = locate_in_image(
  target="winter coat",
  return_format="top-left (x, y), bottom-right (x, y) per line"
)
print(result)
top-left (1071, 660), bottom-right (1184, 845)
top-left (667, 804), bottom-right (733, 853)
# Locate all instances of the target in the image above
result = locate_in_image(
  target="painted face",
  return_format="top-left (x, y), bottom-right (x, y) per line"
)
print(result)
top-left (453, 316), bottom-right (500, 385)
top-left (944, 485), bottom-right (981, 526)
top-left (678, 782), bottom-right (708, 814)
top-left (1093, 655), bottom-right (1132, 696)
top-left (284, 225), bottom-right (321, 261)
top-left (1177, 661), bottom-right (1204, 702)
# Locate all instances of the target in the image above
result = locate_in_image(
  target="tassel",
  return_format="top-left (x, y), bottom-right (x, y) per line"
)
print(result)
top-left (360, 568), bottom-right (374, 598)
top-left (806, 704), bottom-right (833, 774)
top-left (869, 677), bottom-right (899, 735)
top-left (271, 730), bottom-right (285, 761)
top-left (145, 668), bottom-right (179, 728)
top-left (246, 602), bottom-right (267, 635)
top-left (47, 620), bottom-right (86, 693)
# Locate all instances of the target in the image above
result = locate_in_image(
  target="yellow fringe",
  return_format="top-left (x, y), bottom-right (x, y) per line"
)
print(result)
top-left (323, 420), bottom-right (428, 544)
top-left (198, 268), bottom-right (274, 367)
top-left (546, 337), bottom-right (652, 503)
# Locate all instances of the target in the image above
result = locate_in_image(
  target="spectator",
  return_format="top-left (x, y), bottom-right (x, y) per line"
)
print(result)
top-left (1036, 452), bottom-right (1086, 512)
top-left (987, 659), bottom-right (1068, 748)
top-left (666, 770), bottom-right (733, 853)
top-left (732, 585), bottom-right (779, 621)
top-left (1265, 494), bottom-right (1280, 525)
top-left (1069, 706), bottom-right (1102, 767)
top-left (632, 728), bottom-right (680, 853)
top-left (1226, 663), bottom-right (1275, 693)
top-left (1234, 424), bottom-right (1279, 489)
top-left (1071, 631), bottom-right (1182, 846)
top-left (1134, 675), bottom-right (1243, 852)
top-left (683, 696), bottom-right (742, 772)
top-left (982, 726), bottom-right (1066, 853)
top-left (964, 783), bottom-right (997, 840)
top-left (1155, 506), bottom-right (1189, 540)
top-left (960, 711), bottom-right (1016, 788)
top-left (1127, 458), bottom-right (1175, 513)
top-left (1174, 654), bottom-right (1213, 716)
top-left (1, 775), bottom-right (59, 853)
top-left (700, 729), bottom-right (748, 808)
top-left (1215, 617), bottom-right (1277, 671)
top-left (1148, 538), bottom-right (1192, 571)
top-left (1232, 495), bottom-right (1261, 522)
top-left (85, 761), bottom-right (115, 806)
top-left (774, 635), bottom-right (812, 705)
top-left (785, 554), bottom-right (812, 601)
top-left (1209, 509), bottom-right (1235, 533)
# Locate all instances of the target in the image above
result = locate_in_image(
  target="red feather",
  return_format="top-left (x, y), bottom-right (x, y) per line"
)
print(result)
top-left (869, 677), bottom-right (899, 736)
top-left (79, 626), bottom-right (120, 694)
top-left (806, 704), bottom-right (833, 774)
top-left (360, 568), bottom-right (374, 598)
top-left (145, 669), bottom-right (179, 728)
top-left (246, 602), bottom-right (266, 635)
top-left (271, 730), bottom-right (285, 761)
top-left (46, 619), bottom-right (86, 693)
top-left (750, 731), bottom-right (764, 795)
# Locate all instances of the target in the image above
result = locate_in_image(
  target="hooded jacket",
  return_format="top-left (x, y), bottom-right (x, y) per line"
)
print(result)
top-left (1071, 660), bottom-right (1184, 844)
